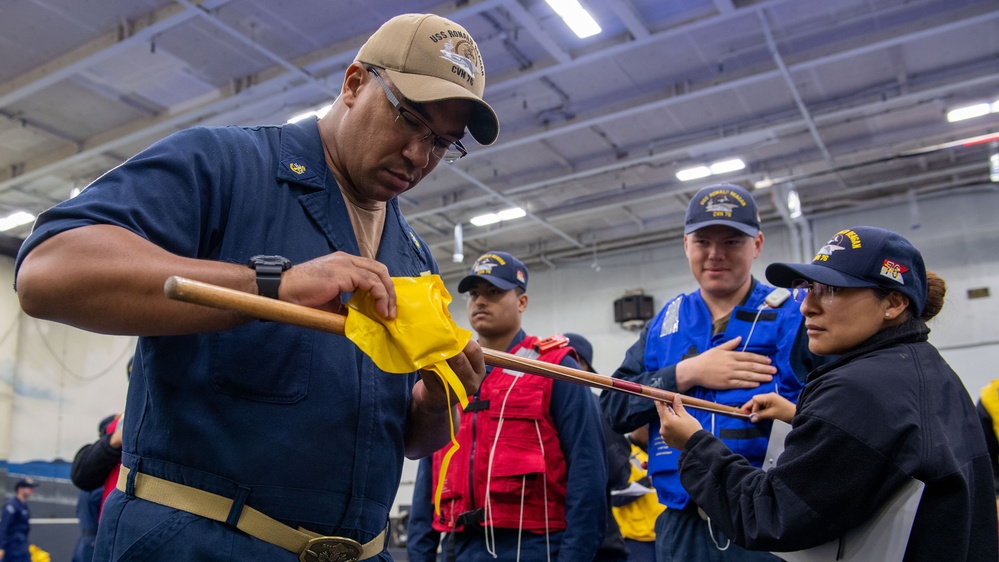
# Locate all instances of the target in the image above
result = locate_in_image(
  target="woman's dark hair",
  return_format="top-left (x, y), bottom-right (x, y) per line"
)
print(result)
top-left (873, 270), bottom-right (946, 321)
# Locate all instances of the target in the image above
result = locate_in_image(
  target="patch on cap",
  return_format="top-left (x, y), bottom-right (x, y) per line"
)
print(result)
top-left (457, 251), bottom-right (529, 293)
top-left (880, 259), bottom-right (909, 284)
top-left (355, 13), bottom-right (499, 145)
top-left (684, 183), bottom-right (761, 237)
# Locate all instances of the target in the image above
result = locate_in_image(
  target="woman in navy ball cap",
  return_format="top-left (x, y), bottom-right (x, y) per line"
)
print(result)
top-left (654, 225), bottom-right (997, 561)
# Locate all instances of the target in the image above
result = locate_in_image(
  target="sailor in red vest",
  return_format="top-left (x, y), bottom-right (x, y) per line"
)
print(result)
top-left (407, 251), bottom-right (608, 561)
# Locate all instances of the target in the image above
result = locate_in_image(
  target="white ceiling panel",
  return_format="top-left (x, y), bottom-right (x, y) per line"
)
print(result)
top-left (0, 0), bottom-right (996, 275)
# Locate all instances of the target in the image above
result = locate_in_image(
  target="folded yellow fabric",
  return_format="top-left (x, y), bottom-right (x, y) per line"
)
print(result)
top-left (345, 274), bottom-right (472, 408)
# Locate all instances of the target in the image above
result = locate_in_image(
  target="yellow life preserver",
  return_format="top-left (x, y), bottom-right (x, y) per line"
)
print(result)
top-left (980, 380), bottom-right (999, 449)
top-left (613, 443), bottom-right (666, 542)
top-left (29, 544), bottom-right (51, 562)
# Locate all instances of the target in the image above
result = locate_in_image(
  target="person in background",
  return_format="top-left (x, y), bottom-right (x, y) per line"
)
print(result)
top-left (70, 488), bottom-right (103, 562)
top-left (70, 358), bottom-right (131, 517)
top-left (70, 408), bottom-right (127, 562)
top-left (656, 226), bottom-right (998, 560)
top-left (976, 380), bottom-right (999, 523)
top-left (407, 252), bottom-right (607, 561)
top-left (0, 478), bottom-right (38, 562)
top-left (14, 13), bottom-right (493, 562)
top-left (601, 183), bottom-right (825, 562)
top-left (611, 425), bottom-right (664, 562)
top-left (564, 332), bottom-right (631, 562)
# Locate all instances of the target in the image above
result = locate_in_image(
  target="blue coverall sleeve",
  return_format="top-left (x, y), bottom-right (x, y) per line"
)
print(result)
top-left (600, 325), bottom-right (676, 434)
top-left (551, 355), bottom-right (608, 562)
top-left (406, 457), bottom-right (441, 562)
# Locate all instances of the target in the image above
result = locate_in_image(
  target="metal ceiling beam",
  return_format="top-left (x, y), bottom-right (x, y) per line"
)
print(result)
top-left (502, 1), bottom-right (572, 64)
top-left (0, 1), bottom-right (995, 202)
top-left (0, 0), bottom-right (232, 109)
top-left (174, 0), bottom-right (339, 98)
top-left (756, 10), bottom-right (834, 165)
top-left (465, 8), bottom-right (999, 161)
top-left (412, 68), bottom-right (999, 222)
top-left (605, 0), bottom-right (649, 40)
top-left (713, 0), bottom-right (736, 14)
top-left (444, 164), bottom-right (584, 248)
top-left (0, 0), bottom-right (512, 191)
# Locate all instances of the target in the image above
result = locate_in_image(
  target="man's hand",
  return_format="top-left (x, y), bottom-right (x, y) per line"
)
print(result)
top-left (416, 340), bottom-right (486, 410)
top-left (280, 251), bottom-right (397, 319)
top-left (741, 392), bottom-right (796, 424)
top-left (654, 395), bottom-right (703, 450)
top-left (675, 336), bottom-right (777, 392)
top-left (405, 340), bottom-right (486, 458)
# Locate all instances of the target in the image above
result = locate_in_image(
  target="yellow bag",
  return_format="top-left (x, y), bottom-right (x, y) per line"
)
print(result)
top-left (345, 274), bottom-right (472, 408)
top-left (30, 544), bottom-right (51, 562)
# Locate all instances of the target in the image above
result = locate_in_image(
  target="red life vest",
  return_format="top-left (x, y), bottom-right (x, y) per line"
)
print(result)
top-left (431, 335), bottom-right (574, 533)
top-left (100, 415), bottom-right (122, 517)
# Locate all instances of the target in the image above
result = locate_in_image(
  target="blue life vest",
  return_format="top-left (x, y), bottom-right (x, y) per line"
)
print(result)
top-left (645, 281), bottom-right (805, 509)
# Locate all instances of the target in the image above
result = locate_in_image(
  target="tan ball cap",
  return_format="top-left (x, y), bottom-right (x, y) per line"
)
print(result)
top-left (355, 13), bottom-right (500, 146)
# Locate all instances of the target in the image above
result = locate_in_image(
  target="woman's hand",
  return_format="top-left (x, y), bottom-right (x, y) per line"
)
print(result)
top-left (654, 394), bottom-right (703, 450)
top-left (741, 392), bottom-right (796, 424)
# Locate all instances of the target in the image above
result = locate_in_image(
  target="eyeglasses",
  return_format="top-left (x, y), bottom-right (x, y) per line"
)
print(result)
top-left (792, 279), bottom-right (842, 304)
top-left (367, 67), bottom-right (467, 163)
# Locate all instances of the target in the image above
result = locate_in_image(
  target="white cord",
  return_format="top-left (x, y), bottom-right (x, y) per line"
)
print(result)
top-left (740, 308), bottom-right (765, 352)
top-left (707, 516), bottom-right (731, 551)
top-left (516, 476), bottom-right (525, 562)
top-left (533, 420), bottom-right (552, 562)
top-left (484, 373), bottom-right (520, 559)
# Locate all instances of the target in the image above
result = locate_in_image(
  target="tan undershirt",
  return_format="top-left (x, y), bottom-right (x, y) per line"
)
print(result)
top-left (338, 183), bottom-right (386, 260)
top-left (320, 130), bottom-right (386, 259)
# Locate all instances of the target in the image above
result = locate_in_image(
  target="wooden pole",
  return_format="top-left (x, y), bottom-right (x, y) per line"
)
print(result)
top-left (164, 276), bottom-right (747, 418)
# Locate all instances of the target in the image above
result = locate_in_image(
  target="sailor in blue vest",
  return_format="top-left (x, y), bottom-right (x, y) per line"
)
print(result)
top-left (600, 183), bottom-right (824, 562)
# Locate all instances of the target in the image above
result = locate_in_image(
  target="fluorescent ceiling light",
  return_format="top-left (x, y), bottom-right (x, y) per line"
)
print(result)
top-left (709, 158), bottom-right (746, 175)
top-left (678, 157), bottom-right (747, 182)
top-left (471, 207), bottom-right (526, 227)
top-left (470, 213), bottom-right (501, 226)
top-left (946, 102), bottom-right (992, 123)
top-left (754, 176), bottom-right (774, 190)
top-left (287, 104), bottom-right (333, 124)
top-left (497, 207), bottom-right (526, 220)
top-left (545, 0), bottom-right (601, 38)
top-left (787, 189), bottom-right (802, 219)
top-left (0, 211), bottom-right (36, 231)
top-left (676, 166), bottom-right (711, 182)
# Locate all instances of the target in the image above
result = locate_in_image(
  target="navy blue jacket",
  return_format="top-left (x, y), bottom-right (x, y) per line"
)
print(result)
top-left (16, 119), bottom-right (438, 557)
top-left (679, 319), bottom-right (999, 560)
top-left (0, 496), bottom-right (31, 561)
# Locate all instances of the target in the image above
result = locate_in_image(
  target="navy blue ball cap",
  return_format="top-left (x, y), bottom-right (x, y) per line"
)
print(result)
top-left (563, 332), bottom-right (593, 371)
top-left (457, 251), bottom-right (529, 293)
top-left (765, 226), bottom-right (927, 315)
top-left (15, 477), bottom-right (38, 490)
top-left (684, 183), bottom-right (761, 237)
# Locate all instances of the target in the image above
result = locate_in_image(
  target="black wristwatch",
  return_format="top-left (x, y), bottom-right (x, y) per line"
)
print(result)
top-left (247, 255), bottom-right (292, 299)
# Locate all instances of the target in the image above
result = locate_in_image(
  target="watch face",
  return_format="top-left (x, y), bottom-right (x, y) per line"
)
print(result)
top-left (249, 255), bottom-right (291, 270)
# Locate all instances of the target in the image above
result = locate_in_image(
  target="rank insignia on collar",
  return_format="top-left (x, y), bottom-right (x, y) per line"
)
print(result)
top-left (289, 163), bottom-right (306, 174)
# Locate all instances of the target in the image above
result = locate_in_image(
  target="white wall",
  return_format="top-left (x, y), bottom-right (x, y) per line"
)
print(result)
top-left (0, 254), bottom-right (133, 468)
top-left (4, 186), bottom-right (999, 491)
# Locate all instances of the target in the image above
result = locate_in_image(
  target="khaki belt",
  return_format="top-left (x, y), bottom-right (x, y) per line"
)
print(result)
top-left (117, 466), bottom-right (385, 562)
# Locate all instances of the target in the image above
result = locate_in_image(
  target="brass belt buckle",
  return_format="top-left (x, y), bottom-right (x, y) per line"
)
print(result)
top-left (299, 536), bottom-right (364, 562)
